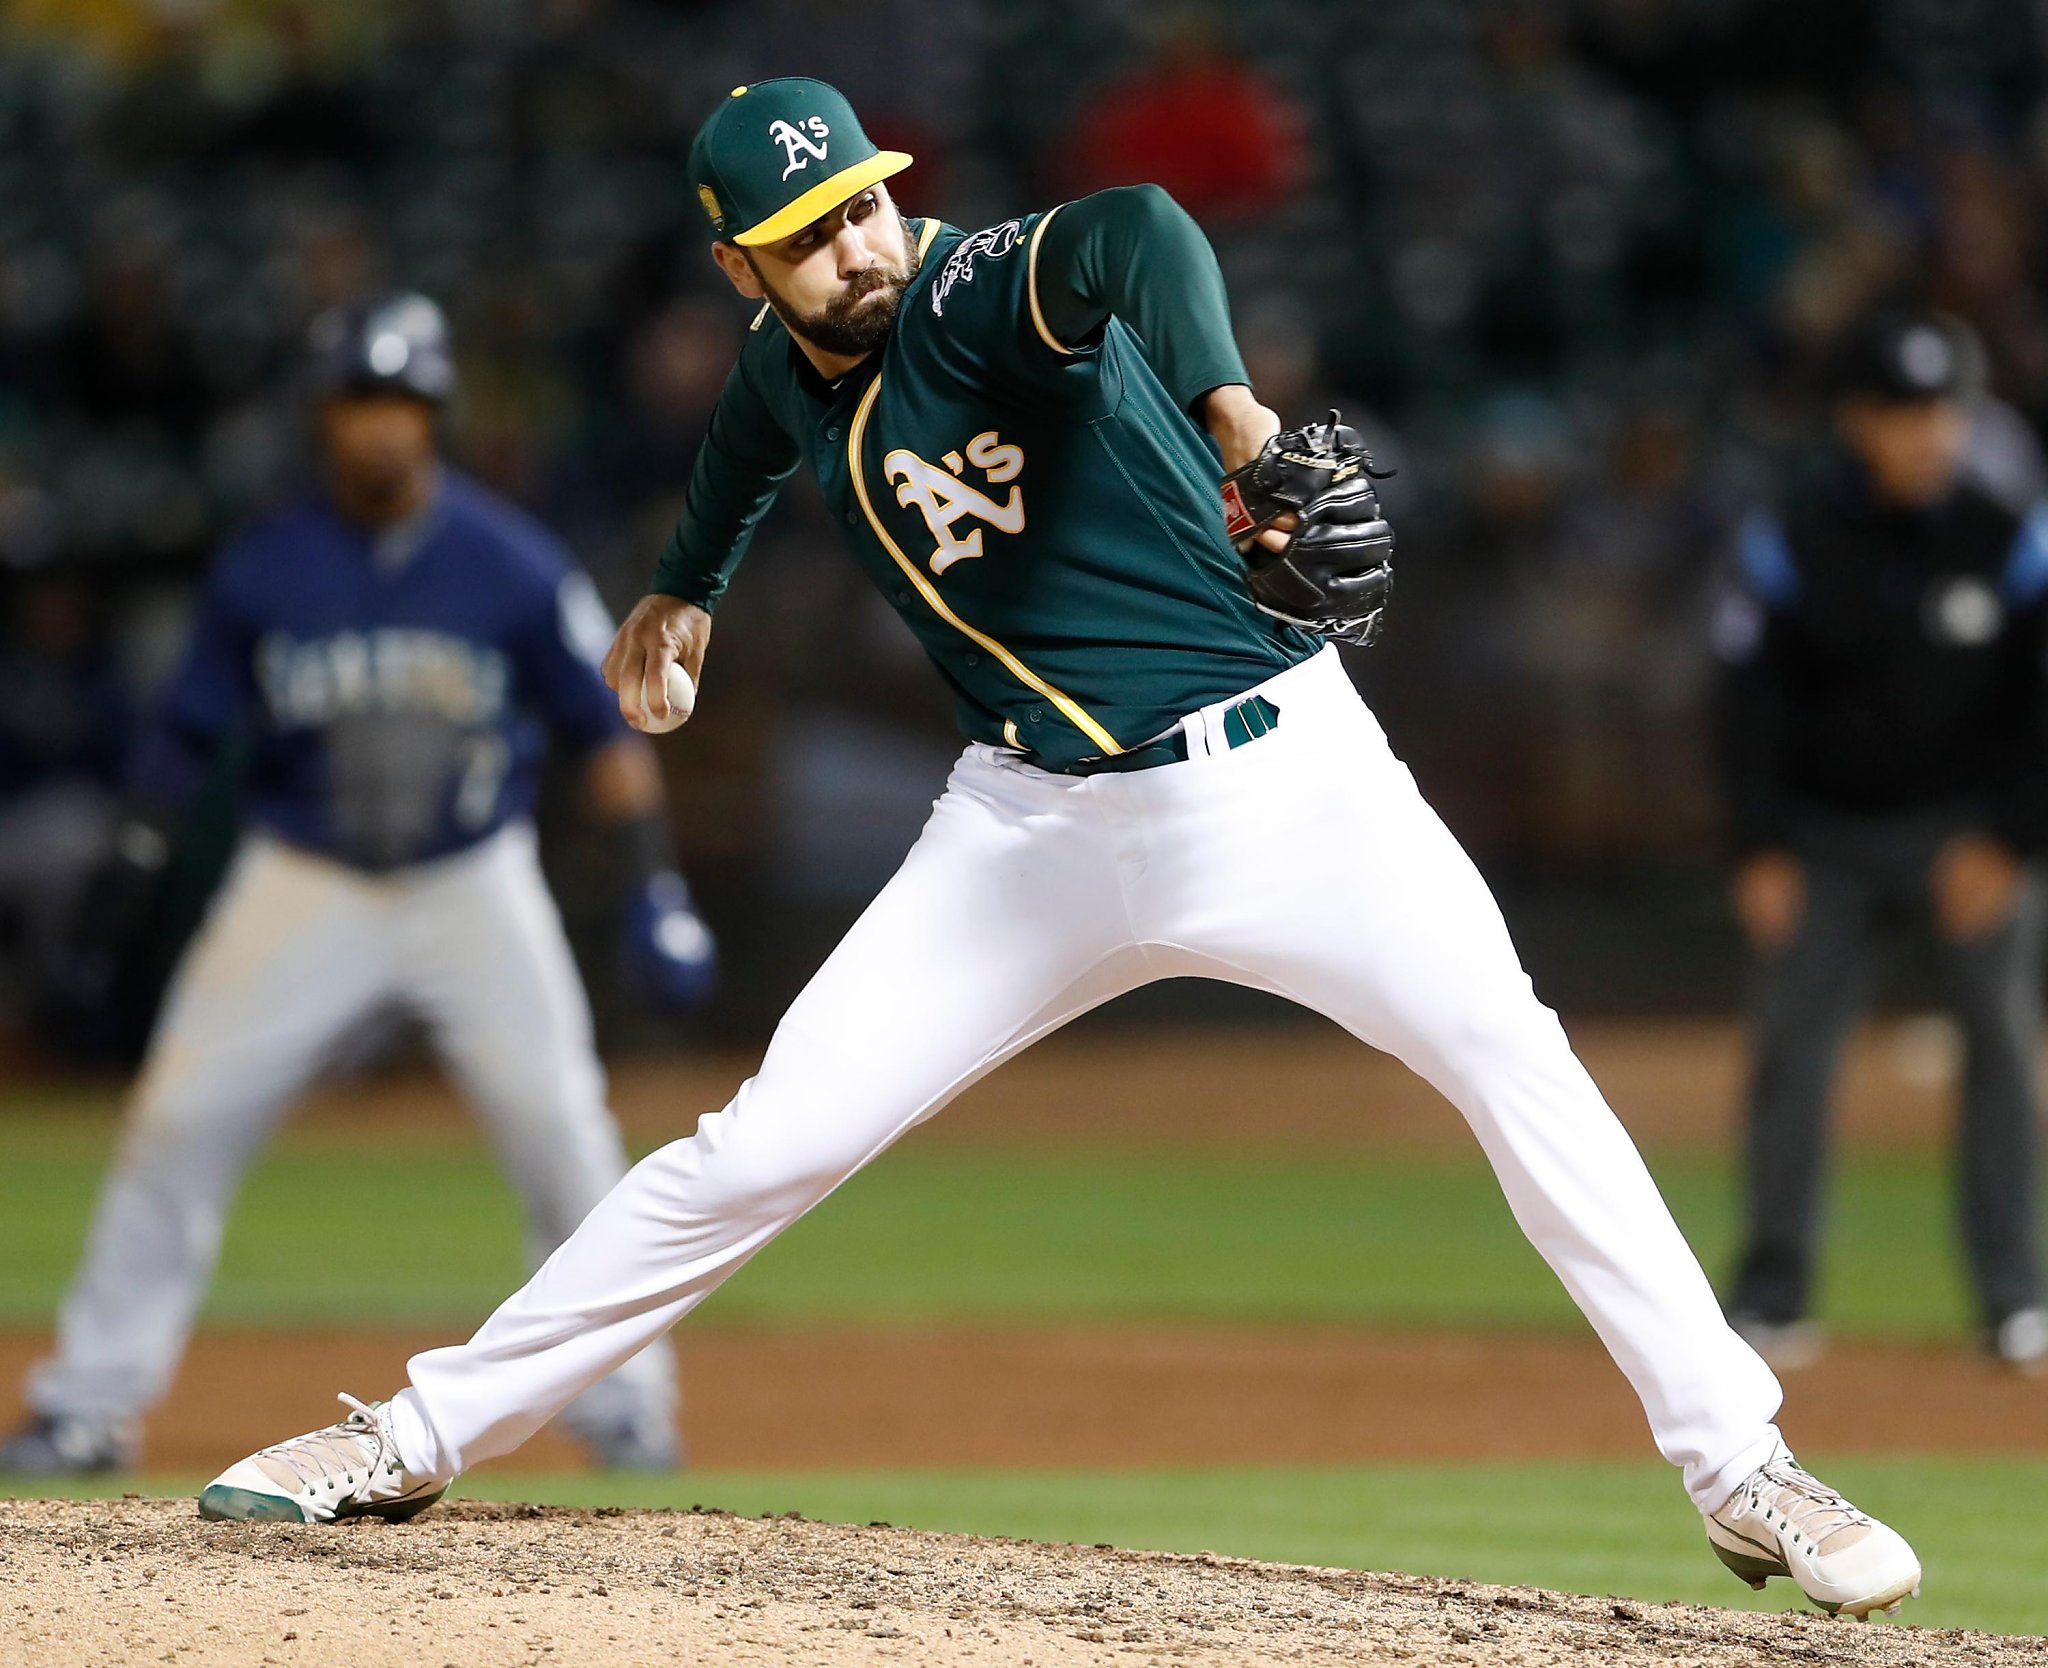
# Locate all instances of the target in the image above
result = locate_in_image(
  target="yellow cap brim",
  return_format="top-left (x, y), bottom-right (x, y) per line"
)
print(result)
top-left (732, 151), bottom-right (914, 247)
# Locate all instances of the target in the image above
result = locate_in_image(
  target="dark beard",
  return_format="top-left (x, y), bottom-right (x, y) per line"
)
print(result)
top-left (756, 235), bottom-right (922, 358)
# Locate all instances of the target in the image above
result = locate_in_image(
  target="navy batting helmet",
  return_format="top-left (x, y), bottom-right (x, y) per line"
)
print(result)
top-left (308, 291), bottom-right (457, 403)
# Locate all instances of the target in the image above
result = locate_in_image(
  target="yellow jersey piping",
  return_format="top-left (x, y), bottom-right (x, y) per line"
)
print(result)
top-left (1026, 205), bottom-right (1076, 357)
top-left (847, 374), bottom-right (1120, 755)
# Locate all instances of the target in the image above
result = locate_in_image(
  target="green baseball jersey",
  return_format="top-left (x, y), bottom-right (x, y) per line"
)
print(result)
top-left (654, 184), bottom-right (1316, 767)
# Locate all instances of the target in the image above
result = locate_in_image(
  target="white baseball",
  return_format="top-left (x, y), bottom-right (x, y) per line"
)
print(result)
top-left (635, 662), bottom-right (697, 733)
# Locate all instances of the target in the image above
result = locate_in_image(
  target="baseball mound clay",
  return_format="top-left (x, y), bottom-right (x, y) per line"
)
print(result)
top-left (1, 1499), bottom-right (2033, 1668)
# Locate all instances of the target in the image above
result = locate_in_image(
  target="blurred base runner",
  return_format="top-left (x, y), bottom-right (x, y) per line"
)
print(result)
top-left (24, 827), bottom-right (674, 1463)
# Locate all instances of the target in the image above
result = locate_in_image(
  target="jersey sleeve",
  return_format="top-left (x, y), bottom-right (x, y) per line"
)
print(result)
top-left (514, 556), bottom-right (630, 753)
top-left (1026, 185), bottom-right (1250, 414)
top-left (651, 348), bottom-right (803, 612)
top-left (127, 540), bottom-right (261, 809)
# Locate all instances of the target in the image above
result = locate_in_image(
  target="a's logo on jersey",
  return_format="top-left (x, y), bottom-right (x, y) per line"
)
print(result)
top-left (930, 221), bottom-right (1021, 316)
top-left (768, 116), bottom-right (830, 181)
top-left (882, 432), bottom-right (1026, 574)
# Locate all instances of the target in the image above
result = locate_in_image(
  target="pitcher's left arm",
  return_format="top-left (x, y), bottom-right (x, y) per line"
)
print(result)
top-left (1028, 186), bottom-right (1394, 642)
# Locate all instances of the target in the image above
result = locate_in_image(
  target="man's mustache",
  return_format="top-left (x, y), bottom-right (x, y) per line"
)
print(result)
top-left (831, 266), bottom-right (902, 311)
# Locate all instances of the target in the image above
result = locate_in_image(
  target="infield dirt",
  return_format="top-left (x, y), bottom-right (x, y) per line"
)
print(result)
top-left (1, 1497), bottom-right (2031, 1668)
top-left (2, 1324), bottom-right (2042, 1474)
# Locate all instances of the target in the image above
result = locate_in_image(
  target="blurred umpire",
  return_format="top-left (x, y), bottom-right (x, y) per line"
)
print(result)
top-left (0, 294), bottom-right (715, 1475)
top-left (1714, 306), bottom-right (2048, 1373)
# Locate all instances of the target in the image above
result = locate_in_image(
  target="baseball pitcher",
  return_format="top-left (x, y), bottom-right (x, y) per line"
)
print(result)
top-left (0, 294), bottom-right (712, 1476)
top-left (200, 83), bottom-right (1921, 1619)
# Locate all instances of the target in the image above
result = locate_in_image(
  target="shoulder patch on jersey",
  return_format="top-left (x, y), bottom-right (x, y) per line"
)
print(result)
top-left (1926, 574), bottom-right (2005, 646)
top-left (929, 220), bottom-right (1023, 317)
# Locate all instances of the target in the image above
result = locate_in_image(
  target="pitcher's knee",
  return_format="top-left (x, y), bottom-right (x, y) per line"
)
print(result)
top-left (635, 1107), bottom-right (863, 1227)
top-left (1401, 987), bottom-right (1572, 1088)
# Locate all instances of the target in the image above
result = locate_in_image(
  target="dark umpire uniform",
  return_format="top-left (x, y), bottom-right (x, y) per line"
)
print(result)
top-left (1714, 309), bottom-right (2047, 1369)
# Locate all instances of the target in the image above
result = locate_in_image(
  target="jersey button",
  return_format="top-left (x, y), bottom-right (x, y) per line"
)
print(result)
top-left (845, 510), bottom-right (859, 525)
top-left (1028, 709), bottom-right (1044, 724)
top-left (825, 426), bottom-right (841, 441)
top-left (964, 652), bottom-right (980, 666)
top-left (895, 587), bottom-right (912, 604)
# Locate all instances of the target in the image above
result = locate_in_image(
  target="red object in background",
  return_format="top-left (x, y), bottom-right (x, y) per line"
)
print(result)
top-left (865, 116), bottom-right (945, 206)
top-left (1064, 52), bottom-right (1308, 219)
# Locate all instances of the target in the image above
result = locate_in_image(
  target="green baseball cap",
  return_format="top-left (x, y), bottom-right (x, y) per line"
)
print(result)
top-left (689, 78), bottom-right (913, 248)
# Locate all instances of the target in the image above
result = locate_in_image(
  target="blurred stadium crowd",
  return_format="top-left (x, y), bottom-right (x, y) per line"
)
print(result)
top-left (6, 0), bottom-right (2048, 1035)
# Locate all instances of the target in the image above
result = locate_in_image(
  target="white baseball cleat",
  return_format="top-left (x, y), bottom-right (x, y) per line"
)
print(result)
top-left (1705, 1444), bottom-right (1921, 1618)
top-left (198, 1393), bottom-right (447, 1525)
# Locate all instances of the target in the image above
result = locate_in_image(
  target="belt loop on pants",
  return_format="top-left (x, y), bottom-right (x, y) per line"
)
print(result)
top-left (1060, 692), bottom-right (1282, 777)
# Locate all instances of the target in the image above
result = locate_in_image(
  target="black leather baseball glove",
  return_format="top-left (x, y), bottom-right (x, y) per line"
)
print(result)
top-left (1221, 410), bottom-right (1394, 646)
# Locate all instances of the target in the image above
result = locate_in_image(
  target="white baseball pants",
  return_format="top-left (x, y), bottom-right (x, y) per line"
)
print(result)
top-left (28, 822), bottom-right (675, 1446)
top-left (395, 648), bottom-right (1780, 1511)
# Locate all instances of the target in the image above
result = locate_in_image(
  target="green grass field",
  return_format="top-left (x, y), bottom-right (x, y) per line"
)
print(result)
top-left (0, 1116), bottom-right (2007, 1337)
top-left (3, 1104), bottom-right (2042, 1636)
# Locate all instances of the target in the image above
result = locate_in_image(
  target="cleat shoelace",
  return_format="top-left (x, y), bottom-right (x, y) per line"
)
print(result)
top-left (1730, 1458), bottom-right (1872, 1555)
top-left (250, 1394), bottom-right (398, 1498)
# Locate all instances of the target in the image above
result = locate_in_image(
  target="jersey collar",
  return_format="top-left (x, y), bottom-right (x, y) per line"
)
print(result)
top-left (781, 215), bottom-right (954, 401)
top-left (361, 465), bottom-right (448, 572)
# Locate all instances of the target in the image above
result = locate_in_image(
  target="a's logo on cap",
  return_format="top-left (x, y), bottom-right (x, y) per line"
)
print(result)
top-left (697, 184), bottom-right (725, 228)
top-left (769, 116), bottom-right (831, 181)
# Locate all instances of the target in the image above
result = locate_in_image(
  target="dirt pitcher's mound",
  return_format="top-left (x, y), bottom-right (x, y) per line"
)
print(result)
top-left (0, 1499), bottom-right (2029, 1668)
